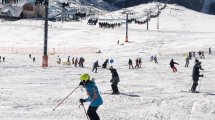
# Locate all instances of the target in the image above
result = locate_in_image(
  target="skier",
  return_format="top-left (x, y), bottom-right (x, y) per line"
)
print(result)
top-left (29, 54), bottom-right (31, 58)
top-left (0, 56), bottom-right (1, 62)
top-left (209, 47), bottom-right (211, 55)
top-left (58, 58), bottom-right (61, 64)
top-left (188, 52), bottom-right (192, 59)
top-left (193, 51), bottom-right (195, 58)
top-left (184, 57), bottom-right (189, 67)
top-left (67, 57), bottom-right (70, 66)
top-left (128, 59), bottom-right (134, 69)
top-left (150, 56), bottom-right (154, 62)
top-left (72, 57), bottom-right (74, 64)
top-left (135, 59), bottom-right (139, 68)
top-left (75, 58), bottom-right (78, 67)
top-left (92, 60), bottom-right (98, 73)
top-left (138, 58), bottom-right (142, 68)
top-left (81, 57), bottom-right (85, 67)
top-left (170, 59), bottom-right (179, 73)
top-left (102, 59), bottom-right (108, 69)
top-left (191, 60), bottom-right (204, 93)
top-left (117, 40), bottom-right (119, 45)
top-left (79, 73), bottom-right (103, 120)
top-left (3, 57), bottom-right (5, 62)
top-left (198, 50), bottom-right (202, 59)
top-left (154, 55), bottom-right (158, 64)
top-left (202, 51), bottom-right (205, 59)
top-left (110, 66), bottom-right (120, 94)
top-left (33, 57), bottom-right (35, 62)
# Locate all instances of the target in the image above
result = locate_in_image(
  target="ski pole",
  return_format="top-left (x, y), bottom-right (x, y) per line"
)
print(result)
top-left (198, 71), bottom-right (204, 92)
top-left (79, 103), bottom-right (90, 120)
top-left (186, 80), bottom-right (193, 89)
top-left (53, 85), bottom-right (80, 111)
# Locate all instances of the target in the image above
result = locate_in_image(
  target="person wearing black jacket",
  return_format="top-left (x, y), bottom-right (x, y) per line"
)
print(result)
top-left (170, 59), bottom-right (179, 72)
top-left (102, 59), bottom-right (109, 69)
top-left (191, 60), bottom-right (204, 93)
top-left (110, 67), bottom-right (120, 94)
top-left (128, 59), bottom-right (134, 69)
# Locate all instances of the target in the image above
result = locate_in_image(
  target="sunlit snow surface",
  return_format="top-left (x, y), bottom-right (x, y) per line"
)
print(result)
top-left (0, 4), bottom-right (215, 120)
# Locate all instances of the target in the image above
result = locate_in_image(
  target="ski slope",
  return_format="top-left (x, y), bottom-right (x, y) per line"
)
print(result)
top-left (0, 3), bottom-right (215, 120)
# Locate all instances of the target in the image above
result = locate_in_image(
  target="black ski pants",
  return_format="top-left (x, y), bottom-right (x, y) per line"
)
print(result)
top-left (92, 67), bottom-right (97, 72)
top-left (111, 82), bottom-right (119, 93)
top-left (185, 62), bottom-right (189, 67)
top-left (87, 106), bottom-right (100, 120)
top-left (191, 79), bottom-right (199, 92)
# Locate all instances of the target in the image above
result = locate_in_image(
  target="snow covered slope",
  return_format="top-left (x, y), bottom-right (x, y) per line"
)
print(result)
top-left (0, 3), bottom-right (215, 120)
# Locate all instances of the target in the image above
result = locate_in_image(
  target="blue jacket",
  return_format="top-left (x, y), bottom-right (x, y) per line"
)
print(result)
top-left (94, 61), bottom-right (98, 68)
top-left (84, 81), bottom-right (103, 107)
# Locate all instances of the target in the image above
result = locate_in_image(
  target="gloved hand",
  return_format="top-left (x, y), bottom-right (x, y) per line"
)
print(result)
top-left (110, 80), bottom-right (113, 83)
top-left (79, 99), bottom-right (85, 104)
top-left (79, 82), bottom-right (84, 86)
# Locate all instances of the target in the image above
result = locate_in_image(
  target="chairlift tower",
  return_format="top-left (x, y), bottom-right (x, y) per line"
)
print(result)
top-left (144, 9), bottom-right (150, 30)
top-left (156, 4), bottom-right (161, 29)
top-left (121, 10), bottom-right (133, 42)
top-left (42, 0), bottom-right (49, 67)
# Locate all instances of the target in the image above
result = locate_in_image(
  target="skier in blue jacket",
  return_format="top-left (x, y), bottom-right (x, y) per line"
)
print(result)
top-left (92, 60), bottom-right (98, 73)
top-left (79, 73), bottom-right (103, 120)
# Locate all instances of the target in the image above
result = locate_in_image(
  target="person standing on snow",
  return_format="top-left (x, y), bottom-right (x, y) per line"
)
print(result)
top-left (92, 60), bottom-right (98, 73)
top-left (185, 57), bottom-right (189, 67)
top-left (191, 60), bottom-right (204, 93)
top-left (72, 57), bottom-right (74, 64)
top-left (150, 56), bottom-right (154, 62)
top-left (193, 51), bottom-right (195, 58)
top-left (3, 57), bottom-right (5, 62)
top-left (209, 47), bottom-right (212, 55)
top-left (138, 58), bottom-right (142, 68)
top-left (170, 59), bottom-right (179, 73)
top-left (79, 73), bottom-right (103, 120)
top-left (154, 55), bottom-right (158, 64)
top-left (135, 59), bottom-right (139, 68)
top-left (202, 51), bottom-right (205, 59)
top-left (198, 50), bottom-right (202, 59)
top-left (75, 58), bottom-right (78, 67)
top-left (128, 59), bottom-right (134, 69)
top-left (0, 56), bottom-right (1, 62)
top-left (110, 66), bottom-right (120, 94)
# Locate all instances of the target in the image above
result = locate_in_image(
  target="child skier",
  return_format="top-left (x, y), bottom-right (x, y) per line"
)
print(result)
top-left (185, 57), bottom-right (189, 67)
top-left (135, 59), bottom-right (139, 68)
top-left (150, 56), bottom-right (154, 62)
top-left (79, 73), bottom-right (103, 120)
top-left (138, 58), bottom-right (142, 68)
top-left (191, 60), bottom-right (204, 93)
top-left (154, 55), bottom-right (158, 64)
top-left (110, 66), bottom-right (120, 94)
top-left (128, 59), bottom-right (134, 69)
top-left (170, 59), bottom-right (179, 73)
top-left (75, 58), bottom-right (78, 67)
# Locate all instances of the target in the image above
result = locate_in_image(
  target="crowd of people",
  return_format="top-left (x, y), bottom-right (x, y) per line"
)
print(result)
top-left (99, 22), bottom-right (121, 28)
top-left (87, 19), bottom-right (98, 25)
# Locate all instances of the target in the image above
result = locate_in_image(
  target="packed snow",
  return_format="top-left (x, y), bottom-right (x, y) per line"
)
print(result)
top-left (0, 3), bottom-right (215, 120)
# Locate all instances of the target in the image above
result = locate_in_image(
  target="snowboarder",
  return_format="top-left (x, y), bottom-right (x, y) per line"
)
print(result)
top-left (79, 73), bottom-right (103, 120)
top-left (138, 58), bottom-right (142, 68)
top-left (92, 60), bottom-right (98, 73)
top-left (154, 55), bottom-right (158, 64)
top-left (193, 51), bottom-right (195, 58)
top-left (72, 57), bottom-right (74, 64)
top-left (102, 59), bottom-right (108, 69)
top-left (75, 58), bottom-right (78, 67)
top-left (150, 56), bottom-right (154, 62)
top-left (209, 47), bottom-right (212, 55)
top-left (198, 50), bottom-right (202, 59)
top-left (135, 59), bottom-right (139, 68)
top-left (185, 57), bottom-right (189, 67)
top-left (128, 59), bottom-right (134, 69)
top-left (110, 66), bottom-right (120, 94)
top-left (170, 59), bottom-right (179, 73)
top-left (29, 54), bottom-right (31, 58)
top-left (191, 60), bottom-right (204, 93)
top-left (202, 51), bottom-right (205, 59)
